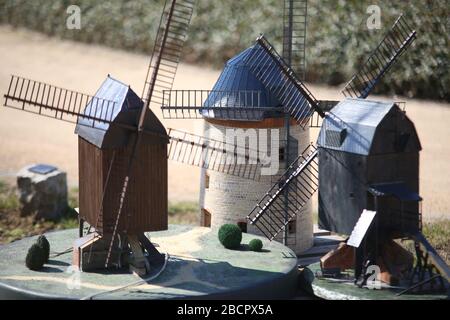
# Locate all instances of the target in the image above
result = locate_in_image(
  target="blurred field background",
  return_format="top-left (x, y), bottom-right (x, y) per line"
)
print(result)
top-left (0, 1), bottom-right (449, 246)
top-left (0, 0), bottom-right (448, 100)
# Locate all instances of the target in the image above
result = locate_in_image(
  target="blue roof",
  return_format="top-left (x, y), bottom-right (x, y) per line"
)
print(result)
top-left (202, 45), bottom-right (282, 120)
top-left (317, 98), bottom-right (396, 155)
top-left (369, 182), bottom-right (422, 201)
top-left (75, 76), bottom-right (166, 148)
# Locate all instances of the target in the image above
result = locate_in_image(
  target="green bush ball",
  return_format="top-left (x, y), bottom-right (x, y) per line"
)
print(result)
top-left (36, 235), bottom-right (50, 262)
top-left (218, 224), bottom-right (242, 249)
top-left (25, 243), bottom-right (46, 271)
top-left (249, 239), bottom-right (263, 252)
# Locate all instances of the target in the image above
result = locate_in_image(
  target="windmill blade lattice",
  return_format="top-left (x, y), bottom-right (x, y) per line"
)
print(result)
top-left (243, 35), bottom-right (325, 127)
top-left (282, 0), bottom-right (308, 80)
top-left (168, 128), bottom-right (262, 181)
top-left (141, 0), bottom-right (195, 109)
top-left (4, 75), bottom-right (118, 128)
top-left (247, 144), bottom-right (318, 240)
top-left (342, 14), bottom-right (417, 99)
top-left (161, 89), bottom-right (281, 120)
top-left (246, 111), bottom-right (370, 241)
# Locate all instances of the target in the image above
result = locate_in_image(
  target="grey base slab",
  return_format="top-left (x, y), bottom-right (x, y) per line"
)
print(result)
top-left (0, 225), bottom-right (299, 300)
top-left (300, 262), bottom-right (449, 300)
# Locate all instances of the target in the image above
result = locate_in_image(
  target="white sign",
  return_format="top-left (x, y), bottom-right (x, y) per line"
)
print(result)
top-left (347, 209), bottom-right (377, 248)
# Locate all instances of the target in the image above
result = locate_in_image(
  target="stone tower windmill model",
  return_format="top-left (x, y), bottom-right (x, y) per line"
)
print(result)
top-left (162, 0), bottom-right (319, 254)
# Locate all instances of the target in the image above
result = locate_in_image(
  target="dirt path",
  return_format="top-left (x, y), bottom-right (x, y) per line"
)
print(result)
top-left (0, 26), bottom-right (449, 220)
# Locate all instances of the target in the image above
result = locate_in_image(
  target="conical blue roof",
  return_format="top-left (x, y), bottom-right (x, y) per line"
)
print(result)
top-left (202, 45), bottom-right (283, 120)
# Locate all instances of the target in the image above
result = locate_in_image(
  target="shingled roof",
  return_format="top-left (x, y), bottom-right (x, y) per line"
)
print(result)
top-left (202, 45), bottom-right (283, 120)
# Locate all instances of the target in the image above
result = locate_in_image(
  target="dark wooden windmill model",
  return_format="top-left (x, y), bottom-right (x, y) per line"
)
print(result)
top-left (239, 16), bottom-right (449, 288)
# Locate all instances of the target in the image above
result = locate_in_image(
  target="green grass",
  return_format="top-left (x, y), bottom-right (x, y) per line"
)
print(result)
top-left (0, 180), bottom-right (79, 243)
top-left (423, 219), bottom-right (450, 264)
top-left (0, 179), bottom-right (200, 243)
top-left (0, 180), bottom-right (20, 212)
top-left (168, 201), bottom-right (199, 226)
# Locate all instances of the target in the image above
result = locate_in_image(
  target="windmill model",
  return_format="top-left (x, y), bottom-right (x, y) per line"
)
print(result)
top-left (3, 0), bottom-right (449, 290)
top-left (162, 0), bottom-right (320, 254)
top-left (2, 0), bottom-right (260, 275)
top-left (161, 2), bottom-right (450, 289)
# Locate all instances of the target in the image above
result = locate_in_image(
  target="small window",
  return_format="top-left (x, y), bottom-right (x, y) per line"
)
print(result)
top-left (237, 221), bottom-right (247, 233)
top-left (279, 147), bottom-right (286, 161)
top-left (205, 174), bottom-right (210, 189)
top-left (202, 209), bottom-right (211, 228)
top-left (288, 220), bottom-right (296, 234)
top-left (325, 129), bottom-right (347, 147)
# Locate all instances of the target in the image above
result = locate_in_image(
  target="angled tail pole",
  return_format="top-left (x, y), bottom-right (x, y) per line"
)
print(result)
top-left (3, 75), bottom-right (118, 127)
top-left (247, 144), bottom-right (319, 240)
top-left (105, 0), bottom-right (196, 268)
top-left (244, 35), bottom-right (325, 127)
top-left (342, 14), bottom-right (417, 99)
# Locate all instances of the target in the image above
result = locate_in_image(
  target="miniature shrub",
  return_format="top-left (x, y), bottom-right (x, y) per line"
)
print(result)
top-left (36, 235), bottom-right (50, 262)
top-left (218, 224), bottom-right (242, 249)
top-left (25, 243), bottom-right (46, 271)
top-left (249, 239), bottom-right (263, 252)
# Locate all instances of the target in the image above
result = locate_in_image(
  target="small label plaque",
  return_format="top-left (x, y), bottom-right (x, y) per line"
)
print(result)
top-left (29, 164), bottom-right (57, 175)
top-left (347, 209), bottom-right (377, 248)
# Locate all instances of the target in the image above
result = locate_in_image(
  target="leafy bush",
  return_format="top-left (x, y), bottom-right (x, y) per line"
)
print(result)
top-left (25, 243), bottom-right (46, 270)
top-left (0, 0), bottom-right (447, 100)
top-left (218, 224), bottom-right (242, 249)
top-left (249, 238), bottom-right (263, 252)
top-left (36, 235), bottom-right (50, 262)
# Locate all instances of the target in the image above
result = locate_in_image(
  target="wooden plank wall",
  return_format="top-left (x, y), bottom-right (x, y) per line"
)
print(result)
top-left (78, 137), bottom-right (168, 235)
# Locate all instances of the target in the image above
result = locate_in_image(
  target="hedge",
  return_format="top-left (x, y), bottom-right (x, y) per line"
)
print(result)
top-left (0, 0), bottom-right (447, 100)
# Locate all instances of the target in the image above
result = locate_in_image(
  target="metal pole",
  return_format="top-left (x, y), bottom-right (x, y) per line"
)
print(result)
top-left (283, 0), bottom-right (294, 246)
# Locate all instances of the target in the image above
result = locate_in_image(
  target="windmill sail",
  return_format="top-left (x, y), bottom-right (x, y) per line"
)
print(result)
top-left (3, 75), bottom-right (118, 128)
top-left (161, 89), bottom-right (282, 120)
top-left (141, 0), bottom-right (195, 109)
top-left (282, 0), bottom-right (308, 80)
top-left (242, 35), bottom-right (325, 127)
top-left (168, 129), bottom-right (262, 181)
top-left (105, 0), bottom-right (196, 267)
top-left (342, 14), bottom-right (417, 99)
top-left (247, 144), bottom-right (318, 240)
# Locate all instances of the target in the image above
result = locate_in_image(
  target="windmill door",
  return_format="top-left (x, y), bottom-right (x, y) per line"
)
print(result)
top-left (202, 209), bottom-right (211, 228)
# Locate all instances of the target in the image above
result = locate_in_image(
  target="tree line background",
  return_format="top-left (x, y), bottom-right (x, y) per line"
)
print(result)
top-left (0, 0), bottom-right (448, 100)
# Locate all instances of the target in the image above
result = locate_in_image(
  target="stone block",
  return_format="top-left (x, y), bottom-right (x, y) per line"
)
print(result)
top-left (16, 164), bottom-right (68, 220)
